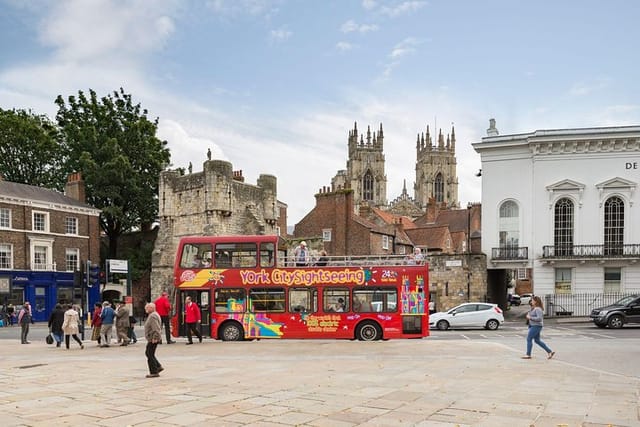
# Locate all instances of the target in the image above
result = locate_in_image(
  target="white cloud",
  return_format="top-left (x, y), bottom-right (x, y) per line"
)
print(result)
top-left (362, 0), bottom-right (377, 10)
top-left (207, 0), bottom-right (279, 17)
top-left (390, 37), bottom-right (419, 58)
top-left (40, 0), bottom-right (177, 62)
top-left (569, 78), bottom-right (610, 96)
top-left (378, 37), bottom-right (421, 80)
top-left (336, 41), bottom-right (354, 52)
top-left (380, 1), bottom-right (426, 17)
top-left (158, 120), bottom-right (227, 169)
top-left (269, 27), bottom-right (292, 42)
top-left (340, 20), bottom-right (379, 33)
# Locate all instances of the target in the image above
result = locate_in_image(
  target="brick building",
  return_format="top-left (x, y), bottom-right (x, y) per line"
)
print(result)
top-left (294, 186), bottom-right (488, 311)
top-left (0, 174), bottom-right (102, 321)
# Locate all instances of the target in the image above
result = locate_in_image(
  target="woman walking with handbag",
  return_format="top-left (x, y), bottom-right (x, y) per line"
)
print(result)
top-left (62, 304), bottom-right (84, 350)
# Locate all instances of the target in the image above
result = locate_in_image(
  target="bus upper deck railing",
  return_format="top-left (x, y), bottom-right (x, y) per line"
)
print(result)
top-left (278, 255), bottom-right (426, 267)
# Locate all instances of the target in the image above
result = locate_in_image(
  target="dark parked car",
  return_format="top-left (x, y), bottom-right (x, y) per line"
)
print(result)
top-left (508, 294), bottom-right (521, 306)
top-left (590, 295), bottom-right (640, 328)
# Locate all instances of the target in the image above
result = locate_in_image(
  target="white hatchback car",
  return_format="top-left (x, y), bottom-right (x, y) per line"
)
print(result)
top-left (429, 302), bottom-right (504, 331)
top-left (519, 293), bottom-right (533, 306)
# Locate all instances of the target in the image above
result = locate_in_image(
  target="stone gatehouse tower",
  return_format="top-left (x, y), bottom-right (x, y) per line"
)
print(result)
top-left (332, 122), bottom-right (387, 211)
top-left (150, 159), bottom-right (279, 297)
top-left (414, 125), bottom-right (459, 208)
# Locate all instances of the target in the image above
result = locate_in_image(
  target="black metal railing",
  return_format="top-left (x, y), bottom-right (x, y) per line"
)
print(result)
top-left (491, 246), bottom-right (528, 260)
top-left (543, 292), bottom-right (637, 317)
top-left (542, 244), bottom-right (640, 259)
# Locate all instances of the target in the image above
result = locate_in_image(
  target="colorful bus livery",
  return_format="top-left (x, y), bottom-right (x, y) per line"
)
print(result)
top-left (172, 235), bottom-right (429, 341)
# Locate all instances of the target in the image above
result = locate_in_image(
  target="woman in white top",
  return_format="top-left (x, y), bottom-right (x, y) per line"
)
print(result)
top-left (62, 304), bottom-right (84, 350)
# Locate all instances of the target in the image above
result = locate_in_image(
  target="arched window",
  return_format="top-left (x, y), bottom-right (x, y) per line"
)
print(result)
top-left (604, 196), bottom-right (624, 255)
top-left (554, 198), bottom-right (574, 256)
top-left (362, 171), bottom-right (374, 201)
top-left (499, 201), bottom-right (519, 258)
top-left (434, 173), bottom-right (444, 203)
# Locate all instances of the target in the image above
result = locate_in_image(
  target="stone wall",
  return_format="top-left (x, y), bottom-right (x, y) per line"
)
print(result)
top-left (150, 159), bottom-right (279, 299)
top-left (427, 253), bottom-right (488, 312)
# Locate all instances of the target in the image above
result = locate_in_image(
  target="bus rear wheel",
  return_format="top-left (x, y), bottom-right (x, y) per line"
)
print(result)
top-left (220, 322), bottom-right (244, 341)
top-left (356, 321), bottom-right (382, 341)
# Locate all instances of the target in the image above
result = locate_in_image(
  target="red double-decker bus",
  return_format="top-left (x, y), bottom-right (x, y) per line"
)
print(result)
top-left (171, 235), bottom-right (429, 341)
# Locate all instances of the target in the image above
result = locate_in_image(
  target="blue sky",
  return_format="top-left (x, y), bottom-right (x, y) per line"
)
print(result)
top-left (1, 0), bottom-right (639, 225)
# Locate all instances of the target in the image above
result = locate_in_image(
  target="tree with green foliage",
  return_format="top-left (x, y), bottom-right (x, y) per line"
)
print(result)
top-left (0, 108), bottom-right (66, 189)
top-left (55, 88), bottom-right (171, 257)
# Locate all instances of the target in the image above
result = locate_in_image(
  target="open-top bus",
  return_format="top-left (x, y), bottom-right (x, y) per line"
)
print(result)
top-left (171, 235), bottom-right (429, 341)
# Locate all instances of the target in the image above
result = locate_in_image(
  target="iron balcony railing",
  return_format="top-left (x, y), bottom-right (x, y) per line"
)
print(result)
top-left (542, 244), bottom-right (640, 259)
top-left (491, 246), bottom-right (528, 260)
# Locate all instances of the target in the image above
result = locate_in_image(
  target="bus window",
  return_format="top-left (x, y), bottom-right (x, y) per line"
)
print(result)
top-left (216, 242), bottom-right (257, 268)
top-left (214, 288), bottom-right (246, 313)
top-left (324, 288), bottom-right (349, 312)
top-left (289, 288), bottom-right (317, 313)
top-left (180, 243), bottom-right (213, 269)
top-left (260, 242), bottom-right (275, 267)
top-left (353, 288), bottom-right (398, 312)
top-left (249, 288), bottom-right (285, 312)
top-left (214, 250), bottom-right (231, 268)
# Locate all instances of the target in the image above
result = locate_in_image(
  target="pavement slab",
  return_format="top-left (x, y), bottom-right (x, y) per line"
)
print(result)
top-left (0, 330), bottom-right (638, 426)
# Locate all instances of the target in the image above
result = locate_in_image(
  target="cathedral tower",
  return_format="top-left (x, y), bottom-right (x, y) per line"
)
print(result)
top-left (332, 122), bottom-right (387, 211)
top-left (414, 125), bottom-right (459, 208)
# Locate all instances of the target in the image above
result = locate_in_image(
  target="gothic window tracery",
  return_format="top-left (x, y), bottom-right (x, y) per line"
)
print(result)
top-left (434, 173), bottom-right (444, 203)
top-left (363, 170), bottom-right (374, 201)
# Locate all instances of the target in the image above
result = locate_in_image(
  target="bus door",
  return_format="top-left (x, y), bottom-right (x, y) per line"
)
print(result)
top-left (178, 290), bottom-right (211, 337)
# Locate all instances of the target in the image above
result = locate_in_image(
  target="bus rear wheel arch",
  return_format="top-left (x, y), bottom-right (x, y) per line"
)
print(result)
top-left (355, 321), bottom-right (382, 341)
top-left (219, 321), bottom-right (244, 341)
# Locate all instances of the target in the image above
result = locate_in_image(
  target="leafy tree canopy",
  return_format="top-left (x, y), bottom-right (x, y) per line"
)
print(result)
top-left (0, 108), bottom-right (66, 189)
top-left (55, 88), bottom-right (171, 257)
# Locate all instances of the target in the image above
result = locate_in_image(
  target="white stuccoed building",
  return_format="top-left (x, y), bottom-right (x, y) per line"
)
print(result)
top-left (473, 120), bottom-right (640, 314)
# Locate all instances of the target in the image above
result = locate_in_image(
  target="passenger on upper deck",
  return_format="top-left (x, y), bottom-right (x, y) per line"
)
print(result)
top-left (406, 247), bottom-right (424, 265)
top-left (294, 241), bottom-right (309, 267)
top-left (315, 250), bottom-right (329, 266)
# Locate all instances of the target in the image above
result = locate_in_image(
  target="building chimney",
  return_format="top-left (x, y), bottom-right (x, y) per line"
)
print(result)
top-left (232, 170), bottom-right (245, 182)
top-left (65, 172), bottom-right (86, 203)
top-left (358, 202), bottom-right (372, 219)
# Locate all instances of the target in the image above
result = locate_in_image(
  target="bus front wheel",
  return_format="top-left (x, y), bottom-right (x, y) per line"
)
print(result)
top-left (356, 321), bottom-right (382, 341)
top-left (220, 322), bottom-right (244, 341)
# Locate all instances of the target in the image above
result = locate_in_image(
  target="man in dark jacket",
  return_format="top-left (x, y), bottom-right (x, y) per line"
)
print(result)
top-left (48, 303), bottom-right (65, 347)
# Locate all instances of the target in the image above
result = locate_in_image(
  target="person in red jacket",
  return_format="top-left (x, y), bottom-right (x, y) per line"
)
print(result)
top-left (91, 303), bottom-right (103, 346)
top-left (153, 291), bottom-right (175, 344)
top-left (184, 296), bottom-right (202, 345)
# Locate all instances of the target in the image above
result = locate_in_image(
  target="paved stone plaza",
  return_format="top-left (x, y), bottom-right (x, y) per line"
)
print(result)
top-left (0, 328), bottom-right (638, 426)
